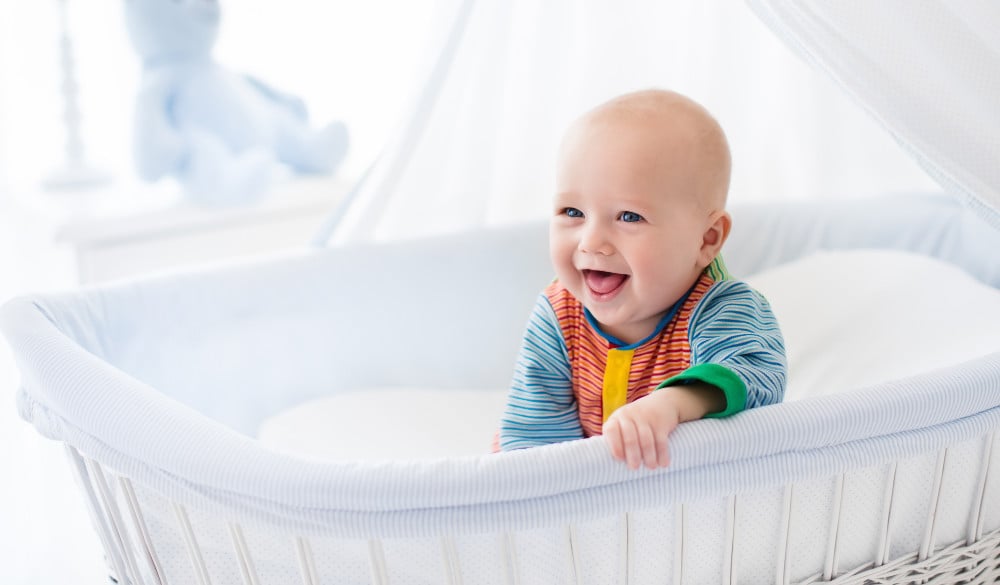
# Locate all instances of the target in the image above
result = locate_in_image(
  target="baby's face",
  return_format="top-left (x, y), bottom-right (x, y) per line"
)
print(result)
top-left (551, 117), bottom-right (713, 344)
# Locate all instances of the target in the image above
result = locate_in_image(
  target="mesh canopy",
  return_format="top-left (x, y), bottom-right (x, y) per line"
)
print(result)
top-left (748, 0), bottom-right (1000, 229)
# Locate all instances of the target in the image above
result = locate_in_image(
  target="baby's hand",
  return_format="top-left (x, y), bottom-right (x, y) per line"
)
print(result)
top-left (603, 390), bottom-right (682, 470)
top-left (603, 384), bottom-right (725, 470)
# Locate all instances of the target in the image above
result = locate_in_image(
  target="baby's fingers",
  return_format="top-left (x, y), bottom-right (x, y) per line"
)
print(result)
top-left (655, 429), bottom-right (671, 468)
top-left (617, 418), bottom-right (643, 470)
top-left (604, 417), bottom-right (626, 461)
top-left (636, 421), bottom-right (658, 470)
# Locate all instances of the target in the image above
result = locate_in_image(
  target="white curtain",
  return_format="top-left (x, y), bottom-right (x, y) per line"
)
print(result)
top-left (322, 0), bottom-right (939, 244)
top-left (748, 0), bottom-right (1000, 229)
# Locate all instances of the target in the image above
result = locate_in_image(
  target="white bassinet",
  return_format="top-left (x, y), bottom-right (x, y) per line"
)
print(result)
top-left (6, 1), bottom-right (1000, 584)
top-left (4, 195), bottom-right (1000, 585)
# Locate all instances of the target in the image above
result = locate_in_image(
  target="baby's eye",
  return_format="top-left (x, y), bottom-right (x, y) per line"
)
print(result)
top-left (619, 211), bottom-right (644, 223)
top-left (563, 207), bottom-right (584, 218)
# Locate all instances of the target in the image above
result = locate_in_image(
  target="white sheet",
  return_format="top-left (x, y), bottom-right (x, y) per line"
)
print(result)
top-left (259, 388), bottom-right (507, 460)
top-left (747, 249), bottom-right (1000, 401)
top-left (260, 249), bottom-right (1000, 459)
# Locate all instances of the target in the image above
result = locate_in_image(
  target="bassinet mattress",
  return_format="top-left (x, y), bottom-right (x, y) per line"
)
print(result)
top-left (4, 196), bottom-right (1000, 584)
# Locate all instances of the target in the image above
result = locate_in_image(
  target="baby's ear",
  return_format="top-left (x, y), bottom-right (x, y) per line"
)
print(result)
top-left (699, 210), bottom-right (732, 266)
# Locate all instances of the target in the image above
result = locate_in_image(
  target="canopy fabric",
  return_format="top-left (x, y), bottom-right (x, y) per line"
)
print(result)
top-left (747, 0), bottom-right (1000, 229)
top-left (315, 0), bottom-right (939, 246)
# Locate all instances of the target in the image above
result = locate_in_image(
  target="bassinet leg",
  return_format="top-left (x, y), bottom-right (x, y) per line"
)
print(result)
top-left (919, 449), bottom-right (949, 562)
top-left (119, 477), bottom-right (167, 585)
top-left (87, 459), bottom-right (145, 584)
top-left (295, 536), bottom-right (319, 585)
top-left (875, 462), bottom-right (899, 567)
top-left (565, 525), bottom-right (582, 585)
top-left (64, 445), bottom-right (132, 585)
top-left (775, 484), bottom-right (794, 585)
top-left (367, 538), bottom-right (389, 585)
top-left (227, 522), bottom-right (262, 585)
top-left (294, 536), bottom-right (320, 585)
top-left (500, 533), bottom-right (520, 585)
top-left (723, 495), bottom-right (738, 585)
top-left (968, 431), bottom-right (997, 545)
top-left (173, 503), bottom-right (212, 585)
top-left (439, 536), bottom-right (464, 585)
top-left (822, 474), bottom-right (846, 580)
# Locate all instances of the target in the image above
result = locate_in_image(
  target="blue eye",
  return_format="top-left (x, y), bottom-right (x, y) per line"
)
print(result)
top-left (620, 211), bottom-right (643, 223)
top-left (563, 207), bottom-right (584, 218)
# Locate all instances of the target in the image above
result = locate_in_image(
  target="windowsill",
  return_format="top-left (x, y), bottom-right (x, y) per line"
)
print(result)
top-left (51, 175), bottom-right (350, 247)
top-left (17, 174), bottom-right (353, 284)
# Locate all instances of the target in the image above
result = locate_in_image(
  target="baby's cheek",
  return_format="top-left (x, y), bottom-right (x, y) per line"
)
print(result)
top-left (552, 256), bottom-right (576, 283)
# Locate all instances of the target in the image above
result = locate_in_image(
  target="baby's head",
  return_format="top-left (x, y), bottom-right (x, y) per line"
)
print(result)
top-left (551, 89), bottom-right (733, 344)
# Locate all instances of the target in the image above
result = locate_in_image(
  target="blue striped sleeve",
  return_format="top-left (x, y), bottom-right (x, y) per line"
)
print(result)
top-left (499, 294), bottom-right (583, 450)
top-left (661, 280), bottom-right (786, 417)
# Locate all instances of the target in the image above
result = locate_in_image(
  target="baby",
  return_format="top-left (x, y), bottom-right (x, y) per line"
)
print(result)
top-left (499, 89), bottom-right (786, 469)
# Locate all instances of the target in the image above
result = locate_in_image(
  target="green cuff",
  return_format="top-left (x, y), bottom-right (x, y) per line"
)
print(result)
top-left (656, 363), bottom-right (747, 418)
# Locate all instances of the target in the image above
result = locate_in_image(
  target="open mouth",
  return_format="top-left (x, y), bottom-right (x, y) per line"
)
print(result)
top-left (582, 269), bottom-right (629, 300)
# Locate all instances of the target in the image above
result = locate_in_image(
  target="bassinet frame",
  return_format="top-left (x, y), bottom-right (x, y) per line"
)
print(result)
top-left (65, 440), bottom-right (1000, 585)
top-left (5, 195), bottom-right (1000, 585)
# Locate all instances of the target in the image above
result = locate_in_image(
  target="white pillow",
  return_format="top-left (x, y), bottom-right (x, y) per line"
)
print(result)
top-left (258, 388), bottom-right (507, 460)
top-left (745, 249), bottom-right (1000, 401)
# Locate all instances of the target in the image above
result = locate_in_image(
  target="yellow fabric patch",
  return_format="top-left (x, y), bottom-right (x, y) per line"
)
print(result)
top-left (602, 348), bottom-right (635, 422)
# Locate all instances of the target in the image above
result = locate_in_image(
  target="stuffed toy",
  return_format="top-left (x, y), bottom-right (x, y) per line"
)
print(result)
top-left (124, 0), bottom-right (349, 205)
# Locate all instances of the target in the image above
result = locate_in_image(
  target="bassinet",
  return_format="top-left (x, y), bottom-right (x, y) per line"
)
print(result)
top-left (4, 194), bottom-right (1000, 585)
top-left (6, 1), bottom-right (1000, 584)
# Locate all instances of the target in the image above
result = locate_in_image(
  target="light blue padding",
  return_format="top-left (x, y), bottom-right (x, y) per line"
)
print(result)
top-left (725, 192), bottom-right (1000, 289)
top-left (124, 0), bottom-right (349, 205)
top-left (3, 194), bottom-right (1000, 538)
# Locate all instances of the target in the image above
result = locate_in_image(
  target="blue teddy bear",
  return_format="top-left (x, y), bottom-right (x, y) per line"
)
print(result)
top-left (124, 0), bottom-right (349, 205)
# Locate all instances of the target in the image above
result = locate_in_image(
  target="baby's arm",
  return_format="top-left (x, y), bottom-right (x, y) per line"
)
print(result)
top-left (605, 280), bottom-right (786, 468)
top-left (604, 382), bottom-right (724, 469)
top-left (681, 280), bottom-right (787, 413)
top-left (499, 295), bottom-right (584, 450)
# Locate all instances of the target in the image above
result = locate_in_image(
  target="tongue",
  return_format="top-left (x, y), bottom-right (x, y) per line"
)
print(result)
top-left (585, 270), bottom-right (627, 294)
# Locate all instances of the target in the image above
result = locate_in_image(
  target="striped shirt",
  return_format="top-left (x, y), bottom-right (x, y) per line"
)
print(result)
top-left (499, 259), bottom-right (786, 450)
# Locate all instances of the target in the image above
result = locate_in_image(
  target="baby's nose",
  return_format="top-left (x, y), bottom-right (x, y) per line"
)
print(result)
top-left (579, 224), bottom-right (613, 255)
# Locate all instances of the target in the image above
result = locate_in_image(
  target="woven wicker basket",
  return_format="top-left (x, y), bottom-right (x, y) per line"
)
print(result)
top-left (800, 529), bottom-right (1000, 585)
